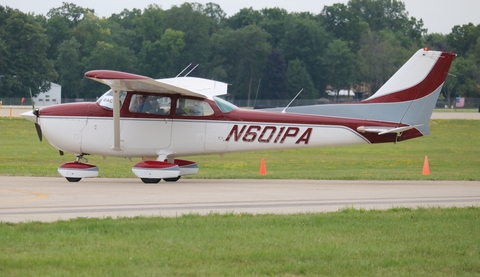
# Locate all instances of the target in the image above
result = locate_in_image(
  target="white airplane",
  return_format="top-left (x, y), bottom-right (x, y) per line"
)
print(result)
top-left (22, 48), bottom-right (456, 183)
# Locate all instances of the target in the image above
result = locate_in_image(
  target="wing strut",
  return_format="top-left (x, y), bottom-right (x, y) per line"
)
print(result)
top-left (112, 87), bottom-right (122, 151)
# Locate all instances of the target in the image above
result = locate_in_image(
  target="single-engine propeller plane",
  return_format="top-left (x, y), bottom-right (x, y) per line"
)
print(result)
top-left (22, 48), bottom-right (456, 183)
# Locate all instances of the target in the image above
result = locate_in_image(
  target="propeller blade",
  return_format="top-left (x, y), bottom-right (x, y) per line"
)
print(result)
top-left (34, 122), bottom-right (42, 142)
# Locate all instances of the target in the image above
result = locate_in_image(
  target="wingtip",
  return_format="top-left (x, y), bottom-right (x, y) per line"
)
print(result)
top-left (85, 70), bottom-right (148, 80)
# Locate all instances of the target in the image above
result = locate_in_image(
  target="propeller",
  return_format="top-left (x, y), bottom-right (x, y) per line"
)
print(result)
top-left (29, 88), bottom-right (42, 142)
top-left (33, 109), bottom-right (42, 142)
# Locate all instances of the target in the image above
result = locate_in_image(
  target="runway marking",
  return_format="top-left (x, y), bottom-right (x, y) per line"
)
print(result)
top-left (0, 188), bottom-right (48, 205)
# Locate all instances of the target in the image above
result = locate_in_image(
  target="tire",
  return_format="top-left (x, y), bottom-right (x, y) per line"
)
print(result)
top-left (163, 176), bottom-right (181, 182)
top-left (141, 178), bottom-right (161, 184)
top-left (66, 177), bottom-right (81, 182)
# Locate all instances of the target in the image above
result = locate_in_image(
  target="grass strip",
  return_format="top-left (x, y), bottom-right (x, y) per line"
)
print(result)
top-left (0, 207), bottom-right (479, 276)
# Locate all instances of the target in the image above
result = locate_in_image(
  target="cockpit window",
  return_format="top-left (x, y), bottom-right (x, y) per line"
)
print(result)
top-left (213, 96), bottom-right (237, 113)
top-left (97, 90), bottom-right (127, 110)
top-left (130, 94), bottom-right (172, 115)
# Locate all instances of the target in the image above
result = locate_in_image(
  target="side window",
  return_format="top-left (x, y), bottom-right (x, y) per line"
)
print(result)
top-left (176, 98), bottom-right (214, 116)
top-left (130, 94), bottom-right (171, 115)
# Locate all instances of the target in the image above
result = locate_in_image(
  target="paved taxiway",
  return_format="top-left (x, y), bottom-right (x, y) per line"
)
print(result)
top-left (1, 177), bottom-right (479, 223)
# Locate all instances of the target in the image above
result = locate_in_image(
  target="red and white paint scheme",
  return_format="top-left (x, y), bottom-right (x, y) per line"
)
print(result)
top-left (21, 49), bottom-right (456, 183)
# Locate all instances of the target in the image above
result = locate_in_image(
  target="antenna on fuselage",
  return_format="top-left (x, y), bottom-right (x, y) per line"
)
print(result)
top-left (281, 88), bottom-right (303, 114)
top-left (184, 64), bottom-right (199, 77)
top-left (176, 63), bottom-right (192, 78)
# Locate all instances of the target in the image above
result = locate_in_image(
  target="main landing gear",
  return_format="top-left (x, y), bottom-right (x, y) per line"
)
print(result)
top-left (132, 159), bottom-right (197, 184)
top-left (58, 156), bottom-right (197, 183)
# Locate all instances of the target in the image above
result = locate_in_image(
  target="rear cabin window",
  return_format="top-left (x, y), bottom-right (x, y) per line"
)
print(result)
top-left (175, 98), bottom-right (214, 116)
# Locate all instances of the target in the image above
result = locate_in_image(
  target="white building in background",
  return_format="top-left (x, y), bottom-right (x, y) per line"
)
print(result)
top-left (32, 82), bottom-right (61, 106)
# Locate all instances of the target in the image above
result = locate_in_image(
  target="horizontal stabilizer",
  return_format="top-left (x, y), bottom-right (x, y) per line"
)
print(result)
top-left (357, 125), bottom-right (422, 135)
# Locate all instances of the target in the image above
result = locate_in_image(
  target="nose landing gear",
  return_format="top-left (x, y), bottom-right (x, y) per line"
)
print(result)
top-left (58, 155), bottom-right (99, 182)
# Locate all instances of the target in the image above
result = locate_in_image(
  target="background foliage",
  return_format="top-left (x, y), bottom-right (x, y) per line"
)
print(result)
top-left (0, 0), bottom-right (479, 102)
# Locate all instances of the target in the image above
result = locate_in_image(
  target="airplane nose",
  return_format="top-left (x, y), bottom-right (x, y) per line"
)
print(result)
top-left (21, 110), bottom-right (37, 123)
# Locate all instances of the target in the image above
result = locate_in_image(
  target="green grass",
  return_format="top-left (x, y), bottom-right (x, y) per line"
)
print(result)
top-left (1, 117), bottom-right (479, 180)
top-left (433, 108), bottom-right (478, 112)
top-left (0, 207), bottom-right (479, 276)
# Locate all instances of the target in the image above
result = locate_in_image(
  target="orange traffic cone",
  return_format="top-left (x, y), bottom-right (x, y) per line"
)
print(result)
top-left (260, 158), bottom-right (267, 175)
top-left (422, 156), bottom-right (430, 175)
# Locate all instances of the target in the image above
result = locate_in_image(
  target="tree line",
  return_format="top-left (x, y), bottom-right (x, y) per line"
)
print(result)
top-left (0, 0), bottom-right (479, 104)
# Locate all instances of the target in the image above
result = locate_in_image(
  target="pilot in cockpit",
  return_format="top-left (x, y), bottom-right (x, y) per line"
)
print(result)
top-left (135, 95), bottom-right (151, 113)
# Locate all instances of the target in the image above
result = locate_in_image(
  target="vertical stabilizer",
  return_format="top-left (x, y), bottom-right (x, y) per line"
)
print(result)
top-left (268, 49), bottom-right (456, 136)
top-left (362, 49), bottom-right (456, 135)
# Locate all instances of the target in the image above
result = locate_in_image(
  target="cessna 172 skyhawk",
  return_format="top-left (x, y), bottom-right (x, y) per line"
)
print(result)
top-left (22, 48), bottom-right (456, 183)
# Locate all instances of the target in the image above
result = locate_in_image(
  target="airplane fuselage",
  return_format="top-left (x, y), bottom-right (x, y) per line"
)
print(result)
top-left (38, 94), bottom-right (414, 159)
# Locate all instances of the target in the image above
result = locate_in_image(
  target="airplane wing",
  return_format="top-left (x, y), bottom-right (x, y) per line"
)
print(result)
top-left (85, 70), bottom-right (228, 99)
top-left (357, 125), bottom-right (422, 135)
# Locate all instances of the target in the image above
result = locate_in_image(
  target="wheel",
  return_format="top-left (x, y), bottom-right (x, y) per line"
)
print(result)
top-left (66, 177), bottom-right (81, 182)
top-left (163, 176), bottom-right (181, 182)
top-left (141, 178), bottom-right (161, 184)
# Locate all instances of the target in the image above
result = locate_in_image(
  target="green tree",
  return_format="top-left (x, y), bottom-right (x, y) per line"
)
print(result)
top-left (282, 16), bottom-right (331, 96)
top-left (202, 2), bottom-right (227, 35)
top-left (321, 3), bottom-right (369, 50)
top-left (81, 42), bottom-right (137, 97)
top-left (164, 3), bottom-right (211, 75)
top-left (260, 48), bottom-right (288, 100)
top-left (447, 23), bottom-right (480, 57)
top-left (137, 29), bottom-right (185, 78)
top-left (131, 4), bottom-right (165, 43)
top-left (452, 57), bottom-right (480, 98)
top-left (73, 13), bottom-right (110, 55)
top-left (44, 15), bottom-right (73, 59)
top-left (356, 29), bottom-right (408, 95)
top-left (425, 33), bottom-right (450, 52)
top-left (0, 7), bottom-right (57, 97)
top-left (55, 37), bottom-right (82, 99)
top-left (443, 63), bottom-right (458, 107)
top-left (287, 59), bottom-right (316, 99)
top-left (225, 8), bottom-right (262, 30)
top-left (323, 39), bottom-right (356, 102)
top-left (210, 25), bottom-right (271, 101)
top-left (259, 8), bottom-right (291, 48)
top-left (47, 2), bottom-right (94, 27)
top-left (346, 0), bottom-right (426, 45)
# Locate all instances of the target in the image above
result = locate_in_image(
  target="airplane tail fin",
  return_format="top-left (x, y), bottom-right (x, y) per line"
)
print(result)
top-left (360, 48), bottom-right (457, 135)
top-left (271, 48), bottom-right (456, 137)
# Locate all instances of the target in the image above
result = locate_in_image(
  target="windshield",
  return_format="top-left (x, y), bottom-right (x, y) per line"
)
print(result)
top-left (97, 90), bottom-right (127, 110)
top-left (213, 96), bottom-right (237, 113)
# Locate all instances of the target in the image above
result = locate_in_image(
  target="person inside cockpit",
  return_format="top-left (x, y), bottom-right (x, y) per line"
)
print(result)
top-left (135, 94), bottom-right (151, 113)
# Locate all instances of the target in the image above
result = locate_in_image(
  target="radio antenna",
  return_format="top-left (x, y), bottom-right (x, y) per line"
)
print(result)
top-left (184, 64), bottom-right (199, 77)
top-left (176, 63), bottom-right (192, 78)
top-left (281, 89), bottom-right (303, 113)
